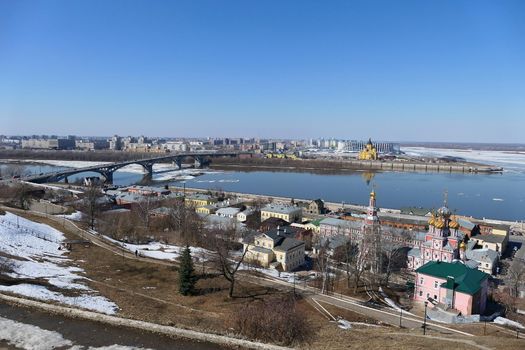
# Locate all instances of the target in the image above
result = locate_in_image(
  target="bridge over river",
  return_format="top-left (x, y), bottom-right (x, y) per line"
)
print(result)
top-left (23, 151), bottom-right (242, 184)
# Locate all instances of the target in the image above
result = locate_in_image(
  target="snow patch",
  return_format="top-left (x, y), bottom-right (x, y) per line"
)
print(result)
top-left (57, 211), bottom-right (84, 221)
top-left (103, 236), bottom-right (212, 262)
top-left (0, 212), bottom-right (118, 314)
top-left (0, 316), bottom-right (73, 349)
top-left (337, 319), bottom-right (352, 330)
top-left (494, 316), bottom-right (525, 329)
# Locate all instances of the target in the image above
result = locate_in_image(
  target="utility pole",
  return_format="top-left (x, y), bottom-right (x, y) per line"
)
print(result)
top-left (423, 301), bottom-right (428, 335)
top-left (399, 308), bottom-right (403, 328)
top-left (293, 272), bottom-right (296, 296)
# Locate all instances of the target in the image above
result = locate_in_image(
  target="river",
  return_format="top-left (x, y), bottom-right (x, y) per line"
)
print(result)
top-left (1, 147), bottom-right (524, 221)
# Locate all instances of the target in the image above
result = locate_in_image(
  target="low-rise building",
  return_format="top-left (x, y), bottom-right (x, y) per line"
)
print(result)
top-left (473, 233), bottom-right (507, 255)
top-left (260, 204), bottom-right (302, 223)
top-left (216, 207), bottom-right (241, 218)
top-left (414, 261), bottom-right (489, 316)
top-left (185, 193), bottom-right (218, 207)
top-left (465, 248), bottom-right (499, 275)
top-left (236, 209), bottom-right (256, 222)
top-left (305, 199), bottom-right (325, 215)
top-left (196, 205), bottom-right (218, 215)
top-left (319, 217), bottom-right (362, 237)
top-left (259, 217), bottom-right (290, 232)
top-left (243, 228), bottom-right (305, 271)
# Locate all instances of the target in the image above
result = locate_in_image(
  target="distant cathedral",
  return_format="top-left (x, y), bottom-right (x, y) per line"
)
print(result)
top-left (358, 138), bottom-right (378, 160)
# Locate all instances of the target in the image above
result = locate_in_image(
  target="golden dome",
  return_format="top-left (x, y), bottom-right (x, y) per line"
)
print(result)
top-left (370, 191), bottom-right (376, 199)
top-left (449, 221), bottom-right (460, 229)
top-left (459, 241), bottom-right (466, 250)
top-left (428, 217), bottom-right (435, 226)
top-left (435, 220), bottom-right (445, 229)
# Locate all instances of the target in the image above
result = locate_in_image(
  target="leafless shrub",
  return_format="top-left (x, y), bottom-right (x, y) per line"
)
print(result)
top-left (232, 295), bottom-right (315, 346)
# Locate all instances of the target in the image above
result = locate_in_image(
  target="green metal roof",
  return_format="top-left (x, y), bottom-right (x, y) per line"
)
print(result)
top-left (416, 261), bottom-right (489, 295)
top-left (310, 219), bottom-right (323, 226)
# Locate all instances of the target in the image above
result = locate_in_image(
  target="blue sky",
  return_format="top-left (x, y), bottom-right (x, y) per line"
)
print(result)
top-left (1, 0), bottom-right (524, 142)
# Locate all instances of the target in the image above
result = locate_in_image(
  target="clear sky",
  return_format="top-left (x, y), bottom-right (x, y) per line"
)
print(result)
top-left (1, 0), bottom-right (524, 142)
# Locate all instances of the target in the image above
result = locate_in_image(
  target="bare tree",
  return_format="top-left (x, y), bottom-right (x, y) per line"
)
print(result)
top-left (82, 185), bottom-right (102, 230)
top-left (381, 230), bottom-right (410, 286)
top-left (135, 197), bottom-right (154, 231)
top-left (314, 239), bottom-right (334, 294)
top-left (351, 243), bottom-right (369, 294)
top-left (333, 237), bottom-right (359, 289)
top-left (232, 295), bottom-right (315, 345)
top-left (507, 259), bottom-right (525, 298)
top-left (208, 226), bottom-right (248, 298)
top-left (11, 182), bottom-right (33, 210)
top-left (167, 198), bottom-right (203, 245)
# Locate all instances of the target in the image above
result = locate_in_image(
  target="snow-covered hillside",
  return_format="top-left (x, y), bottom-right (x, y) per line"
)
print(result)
top-left (0, 212), bottom-right (118, 314)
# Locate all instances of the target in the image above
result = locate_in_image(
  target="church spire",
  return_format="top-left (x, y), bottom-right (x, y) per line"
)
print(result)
top-left (365, 186), bottom-right (379, 225)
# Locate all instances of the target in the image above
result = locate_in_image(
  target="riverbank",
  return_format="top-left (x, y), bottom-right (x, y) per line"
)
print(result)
top-left (210, 157), bottom-right (503, 174)
top-left (0, 149), bottom-right (503, 174)
top-left (170, 186), bottom-right (524, 232)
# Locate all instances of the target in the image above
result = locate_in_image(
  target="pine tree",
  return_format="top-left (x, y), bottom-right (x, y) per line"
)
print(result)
top-left (179, 245), bottom-right (196, 296)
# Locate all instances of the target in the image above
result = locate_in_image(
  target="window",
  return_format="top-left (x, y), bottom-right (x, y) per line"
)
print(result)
top-left (420, 277), bottom-right (424, 284)
top-left (434, 281), bottom-right (438, 289)
top-left (434, 295), bottom-right (437, 300)
top-left (419, 290), bottom-right (423, 297)
top-left (426, 293), bottom-right (430, 298)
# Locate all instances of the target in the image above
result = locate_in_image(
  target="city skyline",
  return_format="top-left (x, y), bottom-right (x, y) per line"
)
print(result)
top-left (1, 1), bottom-right (524, 142)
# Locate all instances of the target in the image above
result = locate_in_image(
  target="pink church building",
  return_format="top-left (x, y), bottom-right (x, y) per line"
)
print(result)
top-left (407, 206), bottom-right (464, 270)
top-left (414, 260), bottom-right (489, 315)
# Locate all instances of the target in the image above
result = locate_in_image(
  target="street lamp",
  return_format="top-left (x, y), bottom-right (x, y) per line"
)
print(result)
top-left (423, 301), bottom-right (428, 335)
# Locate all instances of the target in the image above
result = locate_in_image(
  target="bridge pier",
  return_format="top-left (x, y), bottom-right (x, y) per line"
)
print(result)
top-left (64, 176), bottom-right (69, 184)
top-left (194, 156), bottom-right (209, 169)
top-left (101, 171), bottom-right (113, 184)
top-left (142, 163), bottom-right (154, 176)
top-left (174, 157), bottom-right (183, 170)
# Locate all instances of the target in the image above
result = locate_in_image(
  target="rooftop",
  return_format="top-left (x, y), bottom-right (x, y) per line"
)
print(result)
top-left (474, 234), bottom-right (506, 244)
top-left (261, 204), bottom-right (302, 215)
top-left (416, 261), bottom-right (489, 295)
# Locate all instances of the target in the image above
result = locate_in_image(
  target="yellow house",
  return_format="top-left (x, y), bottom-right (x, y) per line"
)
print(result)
top-left (243, 228), bottom-right (305, 272)
top-left (185, 193), bottom-right (218, 208)
top-left (195, 205), bottom-right (218, 215)
top-left (261, 204), bottom-right (302, 223)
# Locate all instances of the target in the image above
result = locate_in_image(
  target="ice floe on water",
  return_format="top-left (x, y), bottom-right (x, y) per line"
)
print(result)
top-left (0, 212), bottom-right (118, 314)
top-left (402, 147), bottom-right (525, 173)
